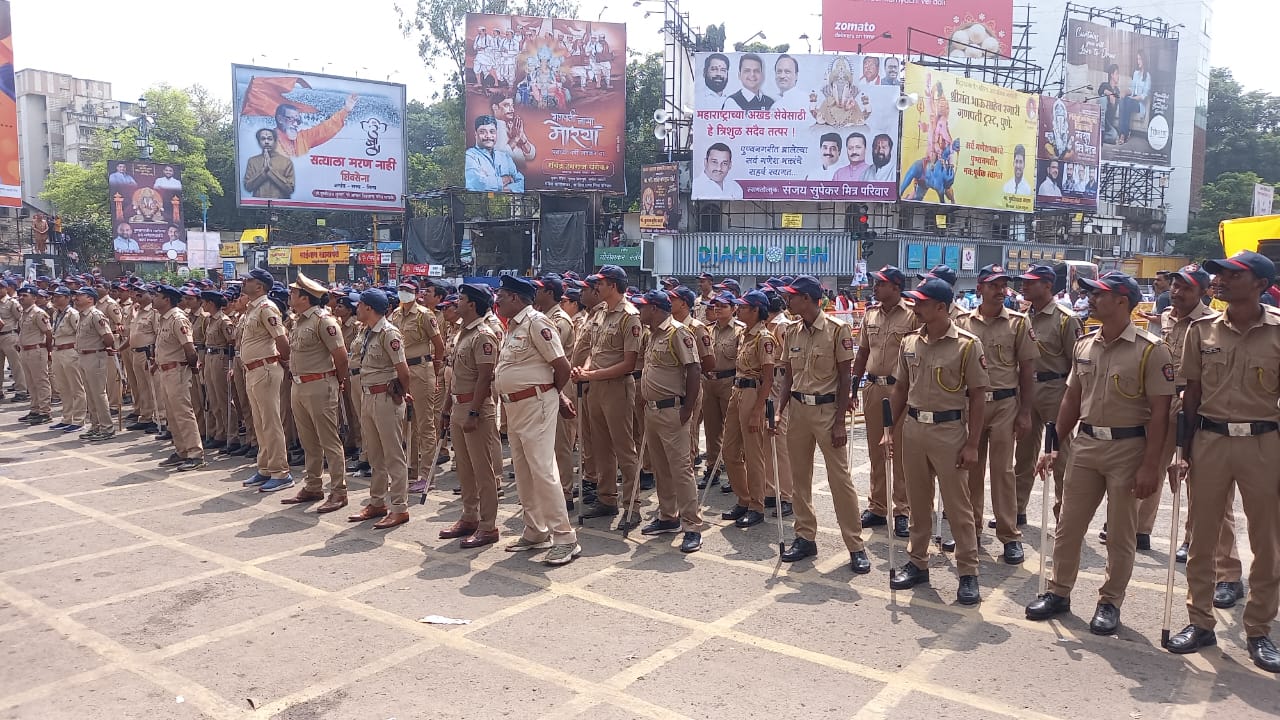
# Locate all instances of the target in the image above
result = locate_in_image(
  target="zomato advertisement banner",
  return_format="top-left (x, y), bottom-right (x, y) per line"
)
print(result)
top-left (821, 0), bottom-right (1013, 57)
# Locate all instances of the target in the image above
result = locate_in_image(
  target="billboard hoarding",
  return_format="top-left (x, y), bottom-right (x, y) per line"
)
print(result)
top-left (692, 53), bottom-right (899, 202)
top-left (462, 13), bottom-right (626, 193)
top-left (821, 0), bottom-right (1013, 57)
top-left (1035, 95), bottom-right (1101, 211)
top-left (1064, 20), bottom-right (1179, 167)
top-left (1253, 183), bottom-right (1275, 217)
top-left (898, 64), bottom-right (1038, 213)
top-left (640, 163), bottom-right (680, 231)
top-left (0, 1), bottom-right (18, 208)
top-left (108, 160), bottom-right (187, 262)
top-left (233, 64), bottom-right (406, 212)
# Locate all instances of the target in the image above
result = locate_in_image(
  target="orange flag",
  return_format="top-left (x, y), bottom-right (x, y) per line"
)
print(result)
top-left (240, 75), bottom-right (319, 118)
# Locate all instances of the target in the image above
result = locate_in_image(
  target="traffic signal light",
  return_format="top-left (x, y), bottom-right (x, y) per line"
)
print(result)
top-left (848, 204), bottom-right (876, 258)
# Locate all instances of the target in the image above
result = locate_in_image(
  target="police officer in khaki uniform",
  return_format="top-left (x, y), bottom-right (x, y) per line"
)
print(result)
top-left (762, 285), bottom-right (795, 516)
top-left (670, 286), bottom-right (715, 466)
top-left (777, 276), bottom-right (871, 572)
top-left (1026, 272), bottom-right (1173, 635)
top-left (0, 280), bottom-right (26, 401)
top-left (956, 264), bottom-right (1039, 564)
top-left (150, 285), bottom-right (205, 471)
top-left (851, 265), bottom-right (918, 537)
top-left (719, 290), bottom-right (776, 527)
top-left (15, 285), bottom-right (53, 424)
top-left (122, 287), bottom-right (160, 432)
top-left (238, 269), bottom-right (292, 490)
top-left (494, 275), bottom-right (581, 565)
top-left (575, 265), bottom-right (643, 521)
top-left (885, 278), bottom-right (989, 604)
top-left (1168, 251), bottom-right (1280, 673)
top-left (334, 292), bottom-right (363, 459)
top-left (1013, 264), bottom-right (1081, 522)
top-left (633, 289), bottom-right (704, 553)
top-left (567, 279), bottom-right (599, 503)
top-left (701, 291), bottom-right (743, 490)
top-left (439, 283), bottom-right (503, 548)
top-left (280, 274), bottom-right (350, 509)
top-left (535, 275), bottom-right (578, 506)
top-left (95, 278), bottom-right (126, 414)
top-left (48, 287), bottom-right (86, 433)
top-left (200, 291), bottom-right (234, 449)
top-left (694, 272), bottom-right (716, 323)
top-left (391, 280), bottom-right (445, 486)
top-left (72, 287), bottom-right (117, 441)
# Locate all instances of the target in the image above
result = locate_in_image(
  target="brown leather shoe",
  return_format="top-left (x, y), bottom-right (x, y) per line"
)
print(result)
top-left (348, 504), bottom-right (388, 522)
top-left (460, 529), bottom-right (500, 549)
top-left (280, 489), bottom-right (325, 505)
top-left (439, 520), bottom-right (479, 539)
top-left (315, 494), bottom-right (348, 514)
top-left (372, 511), bottom-right (410, 530)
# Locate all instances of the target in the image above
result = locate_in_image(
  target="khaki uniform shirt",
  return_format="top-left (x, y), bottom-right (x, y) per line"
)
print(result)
top-left (735, 322), bottom-right (778, 381)
top-left (1159, 303), bottom-right (1216, 385)
top-left (129, 304), bottom-right (158, 349)
top-left (96, 296), bottom-right (124, 336)
top-left (1070, 322), bottom-right (1174, 427)
top-left (858, 300), bottom-right (919, 378)
top-left (782, 312), bottom-right (855, 395)
top-left (589, 297), bottom-right (641, 369)
top-left (288, 306), bottom-right (343, 375)
top-left (1027, 300), bottom-right (1082, 376)
top-left (205, 311), bottom-right (233, 350)
top-left (390, 302), bottom-right (439, 360)
top-left (1182, 308), bottom-right (1280, 423)
top-left (451, 317), bottom-right (499, 398)
top-left (709, 319), bottom-right (745, 372)
top-left (681, 315), bottom-right (714, 365)
top-left (495, 305), bottom-right (563, 394)
top-left (957, 306), bottom-right (1039, 390)
top-left (547, 305), bottom-right (575, 354)
top-left (190, 308), bottom-right (209, 350)
top-left (76, 306), bottom-right (114, 351)
top-left (18, 305), bottom-right (51, 347)
top-left (154, 307), bottom-right (193, 364)
top-left (569, 307), bottom-right (595, 368)
top-left (898, 323), bottom-right (991, 412)
top-left (357, 317), bottom-right (406, 386)
top-left (52, 306), bottom-right (80, 346)
top-left (240, 295), bottom-right (286, 363)
top-left (641, 317), bottom-right (698, 401)
top-left (0, 295), bottom-right (20, 333)
top-left (341, 316), bottom-right (361, 353)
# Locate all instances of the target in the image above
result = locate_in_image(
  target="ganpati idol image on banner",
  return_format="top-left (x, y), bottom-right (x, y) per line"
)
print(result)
top-left (463, 13), bottom-right (626, 193)
top-left (233, 65), bottom-right (407, 212)
top-left (108, 160), bottom-right (186, 262)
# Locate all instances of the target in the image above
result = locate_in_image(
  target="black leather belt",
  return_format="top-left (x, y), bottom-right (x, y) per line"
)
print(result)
top-left (790, 392), bottom-right (836, 405)
top-left (1198, 417), bottom-right (1280, 437)
top-left (1080, 423), bottom-right (1145, 440)
top-left (908, 408), bottom-right (963, 423)
top-left (132, 347), bottom-right (149, 353)
top-left (734, 378), bottom-right (759, 389)
top-left (631, 370), bottom-right (642, 379)
top-left (711, 368), bottom-right (736, 379)
top-left (1035, 371), bottom-right (1068, 382)
top-left (1176, 384), bottom-right (1186, 394)
top-left (865, 374), bottom-right (896, 385)
top-left (648, 397), bottom-right (684, 409)
top-left (988, 388), bottom-right (1018, 402)
top-left (350, 368), bottom-right (361, 376)
top-left (406, 355), bottom-right (433, 366)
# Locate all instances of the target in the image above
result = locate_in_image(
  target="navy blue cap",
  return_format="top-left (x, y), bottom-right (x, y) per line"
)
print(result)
top-left (499, 274), bottom-right (537, 300)
top-left (36, 275), bottom-right (50, 282)
top-left (669, 285), bottom-right (697, 307)
top-left (359, 288), bottom-right (389, 314)
top-left (155, 284), bottom-right (182, 301)
top-left (53, 286), bottom-right (72, 297)
top-left (1017, 264), bottom-right (1057, 283)
top-left (225, 285), bottom-right (242, 300)
top-left (708, 290), bottom-right (736, 306)
top-left (904, 278), bottom-right (954, 305)
top-left (779, 275), bottom-right (824, 300)
top-left (240, 268), bottom-right (274, 286)
top-left (633, 289), bottom-right (673, 312)
top-left (439, 294), bottom-right (459, 309)
top-left (977, 264), bottom-right (1011, 284)
top-left (713, 278), bottom-right (741, 294)
top-left (1078, 271), bottom-right (1142, 306)
top-left (534, 275), bottom-right (564, 297)
top-left (74, 286), bottom-right (99, 300)
top-left (732, 289), bottom-right (771, 310)
top-left (870, 265), bottom-right (907, 288)
top-left (564, 285), bottom-right (582, 301)
top-left (697, 272), bottom-right (714, 280)
top-left (661, 276), bottom-right (680, 288)
top-left (180, 286), bottom-right (200, 298)
top-left (563, 270), bottom-right (582, 281)
top-left (589, 265), bottom-right (628, 283)
top-left (200, 290), bottom-right (227, 305)
top-left (459, 282), bottom-right (492, 303)
top-left (918, 264), bottom-right (958, 287)
top-left (1205, 250), bottom-right (1277, 284)
top-left (1170, 263), bottom-right (1210, 292)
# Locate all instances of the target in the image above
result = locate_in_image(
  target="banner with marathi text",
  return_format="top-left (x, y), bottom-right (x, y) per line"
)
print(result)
top-left (0, 1), bottom-right (18, 208)
top-left (1035, 95), bottom-right (1100, 211)
top-left (108, 160), bottom-right (186, 262)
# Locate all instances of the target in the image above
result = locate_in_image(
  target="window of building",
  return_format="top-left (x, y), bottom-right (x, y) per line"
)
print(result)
top-left (697, 202), bottom-right (722, 233)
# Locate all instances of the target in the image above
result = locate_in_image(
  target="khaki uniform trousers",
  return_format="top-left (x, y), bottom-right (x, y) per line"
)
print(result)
top-left (701, 376), bottom-right (733, 469)
top-left (862, 382), bottom-right (907, 517)
top-left (506, 389), bottom-right (577, 545)
top-left (202, 353), bottom-right (229, 441)
top-left (688, 391), bottom-right (703, 463)
top-left (347, 373), bottom-right (365, 461)
top-left (281, 374), bottom-right (295, 445)
top-left (1014, 378), bottom-right (1070, 517)
top-left (903, 417), bottom-right (981, 575)
top-left (122, 346), bottom-right (140, 414)
top-left (158, 365), bottom-right (203, 459)
top-left (246, 362), bottom-right (288, 476)
top-left (645, 403), bottom-right (703, 530)
top-left (360, 389), bottom-right (408, 513)
top-left (764, 371), bottom-right (793, 502)
top-left (788, 403), bottom-right (866, 551)
top-left (291, 376), bottom-right (346, 495)
top-left (18, 348), bottom-right (51, 414)
top-left (81, 352), bottom-right (111, 431)
top-left (232, 359), bottom-right (256, 447)
top-left (107, 348), bottom-right (122, 411)
top-left (127, 351), bottom-right (157, 422)
top-left (51, 348), bottom-right (86, 425)
top-left (190, 367), bottom-right (206, 438)
top-left (576, 382), bottom-right (597, 484)
top-left (1046, 433), bottom-right (1142, 607)
top-left (452, 402), bottom-right (499, 531)
top-left (555, 399), bottom-right (579, 499)
top-left (406, 362), bottom-right (438, 476)
top-left (969, 395), bottom-right (1022, 543)
top-left (587, 376), bottom-right (640, 508)
top-left (342, 379), bottom-right (361, 452)
top-left (0, 332), bottom-right (24, 392)
top-left (1185, 431), bottom-right (1280, 637)
top-left (723, 386), bottom-right (766, 512)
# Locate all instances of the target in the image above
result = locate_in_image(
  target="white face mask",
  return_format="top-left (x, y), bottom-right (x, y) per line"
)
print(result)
top-left (397, 291), bottom-right (416, 305)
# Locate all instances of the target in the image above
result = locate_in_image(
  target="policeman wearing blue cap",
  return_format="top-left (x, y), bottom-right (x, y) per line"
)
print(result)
top-left (149, 284), bottom-right (205, 471)
top-left (390, 277), bottom-right (445, 490)
top-left (0, 278), bottom-right (24, 402)
top-left (239, 268), bottom-right (293, 490)
top-left (716, 289), bottom-right (776, 528)
top-left (668, 286), bottom-right (715, 467)
top-left (72, 286), bottom-right (117, 439)
top-left (532, 275), bottom-right (579, 505)
top-left (48, 285), bottom-right (86, 433)
top-left (700, 288), bottom-right (743, 490)
top-left (16, 281), bottom-right (54, 424)
top-left (198, 289), bottom-right (234, 450)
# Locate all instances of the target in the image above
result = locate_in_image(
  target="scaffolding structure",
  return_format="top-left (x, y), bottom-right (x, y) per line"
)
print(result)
top-left (904, 4), bottom-right (1044, 94)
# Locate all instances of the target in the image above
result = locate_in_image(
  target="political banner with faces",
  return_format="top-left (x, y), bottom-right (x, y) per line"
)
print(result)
top-left (1035, 95), bottom-right (1100, 211)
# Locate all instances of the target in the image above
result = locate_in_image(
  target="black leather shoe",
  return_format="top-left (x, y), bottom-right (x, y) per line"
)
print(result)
top-left (639, 471), bottom-right (655, 491)
top-left (849, 550), bottom-right (871, 574)
top-left (1166, 625), bottom-right (1217, 654)
top-left (204, 438), bottom-right (226, 449)
top-left (1213, 581), bottom-right (1246, 609)
top-left (680, 531), bottom-right (702, 553)
top-left (229, 443), bottom-right (250, 456)
top-left (245, 446), bottom-right (258, 460)
top-left (894, 515), bottom-right (909, 538)
top-left (640, 518), bottom-right (681, 535)
top-left (764, 496), bottom-right (776, 508)
top-left (1090, 603), bottom-right (1120, 635)
top-left (1175, 542), bottom-right (1189, 563)
top-left (721, 505), bottom-right (748, 521)
top-left (888, 562), bottom-right (929, 590)
top-left (125, 421), bottom-right (153, 431)
top-left (780, 537), bottom-right (818, 562)
top-left (861, 510), bottom-right (888, 527)
top-left (1002, 541), bottom-right (1025, 565)
top-left (987, 518), bottom-right (998, 529)
top-left (1017, 513), bottom-right (1027, 527)
top-left (735, 510), bottom-right (765, 528)
top-left (580, 502), bottom-right (619, 519)
top-left (956, 575), bottom-right (981, 605)
top-left (155, 430), bottom-right (173, 441)
top-left (720, 479), bottom-right (734, 493)
top-left (1098, 523), bottom-right (1107, 543)
top-left (771, 500), bottom-right (793, 518)
top-left (1247, 636), bottom-right (1280, 673)
top-left (1136, 533), bottom-right (1151, 551)
top-left (1025, 592), bottom-right (1071, 620)
top-left (696, 472), bottom-right (718, 490)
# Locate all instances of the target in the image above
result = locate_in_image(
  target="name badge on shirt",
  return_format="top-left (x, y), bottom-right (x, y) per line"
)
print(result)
top-left (1076, 358), bottom-right (1093, 365)
top-left (1201, 347), bottom-right (1222, 354)
top-left (902, 352), bottom-right (916, 360)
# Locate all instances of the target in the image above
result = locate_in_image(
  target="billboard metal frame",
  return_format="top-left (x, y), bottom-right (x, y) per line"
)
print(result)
top-left (903, 4), bottom-right (1043, 95)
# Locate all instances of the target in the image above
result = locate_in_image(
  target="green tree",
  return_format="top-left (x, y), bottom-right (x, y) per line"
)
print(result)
top-left (405, 97), bottom-right (464, 190)
top-left (1172, 171), bottom-right (1275, 260)
top-left (616, 51), bottom-right (664, 211)
top-left (1204, 68), bottom-right (1280, 183)
top-left (61, 215), bottom-right (114, 269)
top-left (733, 41), bottom-right (790, 53)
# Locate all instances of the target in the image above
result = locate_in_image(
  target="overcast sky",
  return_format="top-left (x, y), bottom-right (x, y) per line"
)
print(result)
top-left (11, 0), bottom-right (1278, 104)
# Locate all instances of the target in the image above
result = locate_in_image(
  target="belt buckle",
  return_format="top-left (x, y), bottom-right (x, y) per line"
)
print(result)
top-left (984, 391), bottom-right (994, 402)
top-left (1227, 422), bottom-right (1251, 437)
top-left (877, 377), bottom-right (890, 386)
top-left (291, 375), bottom-right (302, 385)
top-left (646, 400), bottom-right (659, 411)
top-left (918, 410), bottom-right (934, 424)
top-left (1093, 426), bottom-right (1113, 440)
top-left (803, 394), bottom-right (819, 406)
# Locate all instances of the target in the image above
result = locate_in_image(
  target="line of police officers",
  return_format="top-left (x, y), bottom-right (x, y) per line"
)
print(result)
top-left (5, 252), bottom-right (1277, 671)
